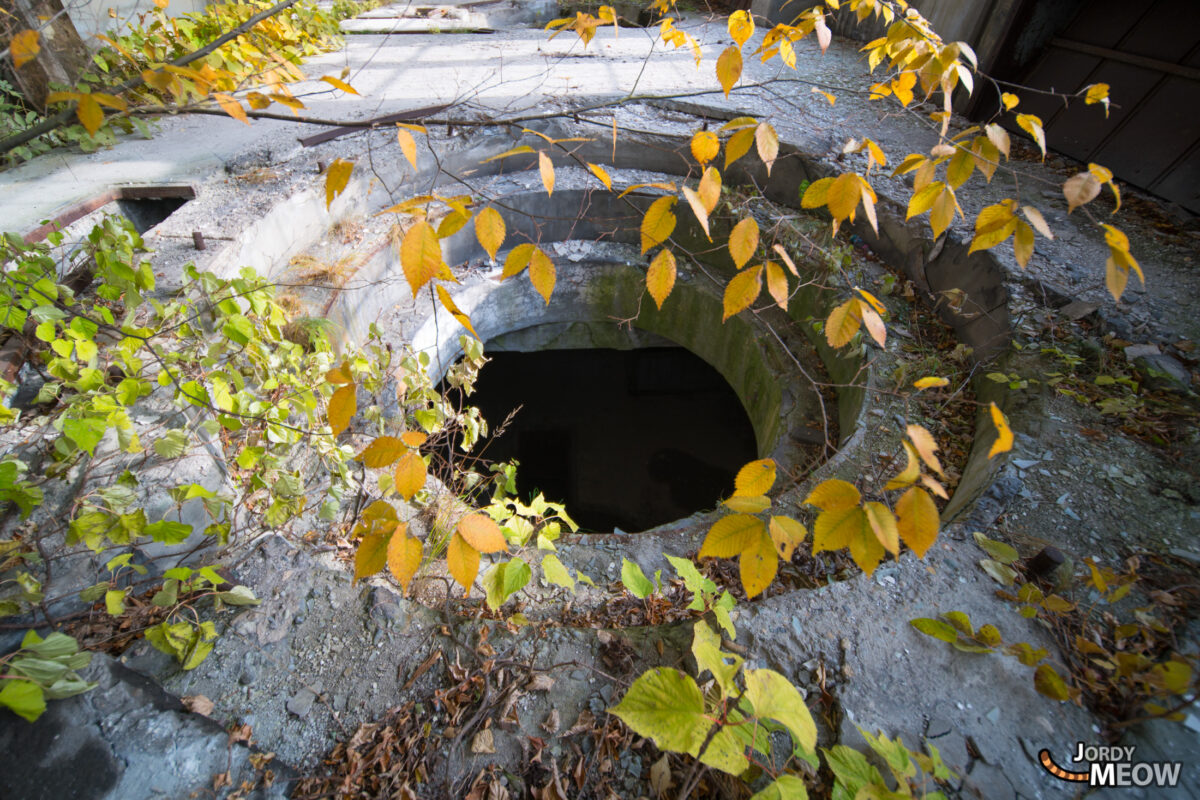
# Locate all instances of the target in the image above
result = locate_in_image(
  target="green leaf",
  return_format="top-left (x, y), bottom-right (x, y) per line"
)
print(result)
top-left (609, 667), bottom-right (710, 756)
top-left (104, 588), bottom-right (127, 616)
top-left (749, 775), bottom-right (809, 800)
top-left (145, 520), bottom-right (192, 544)
top-left (668, 554), bottom-right (717, 598)
top-left (482, 558), bottom-right (532, 611)
top-left (692, 619), bottom-right (743, 700)
top-left (744, 669), bottom-right (817, 752)
top-left (63, 416), bottom-right (107, 455)
top-left (824, 744), bottom-right (885, 796)
top-left (910, 618), bottom-right (956, 642)
top-left (540, 553), bottom-right (575, 591)
top-left (153, 429), bottom-right (191, 458)
top-left (214, 585), bottom-right (260, 607)
top-left (621, 558), bottom-right (655, 599)
top-left (1033, 664), bottom-right (1071, 701)
top-left (151, 579), bottom-right (179, 607)
top-left (972, 532), bottom-right (1019, 564)
top-left (0, 678), bottom-right (46, 722)
top-left (699, 725), bottom-right (749, 775)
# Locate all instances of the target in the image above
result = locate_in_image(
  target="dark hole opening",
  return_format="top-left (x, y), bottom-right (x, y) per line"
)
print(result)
top-left (115, 196), bottom-right (190, 234)
top-left (462, 346), bottom-right (758, 532)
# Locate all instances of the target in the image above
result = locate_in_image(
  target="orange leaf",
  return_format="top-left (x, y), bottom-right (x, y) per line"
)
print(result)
top-left (359, 435), bottom-right (406, 468)
top-left (387, 527), bottom-right (421, 592)
top-left (328, 385), bottom-right (355, 435)
top-left (400, 221), bottom-right (448, 296)
top-left (906, 424), bottom-right (943, 476)
top-left (76, 94), bottom-right (104, 137)
top-left (394, 450), bottom-right (427, 501)
top-left (690, 130), bottom-right (720, 164)
top-left (447, 532), bottom-right (480, 594)
top-left (764, 261), bottom-right (788, 310)
top-left (457, 513), bottom-right (507, 553)
top-left (401, 431), bottom-right (427, 448)
top-left (10, 30), bottom-right (40, 69)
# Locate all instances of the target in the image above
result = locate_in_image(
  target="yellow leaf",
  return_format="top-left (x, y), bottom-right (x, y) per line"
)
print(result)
top-left (812, 87), bottom-right (836, 105)
top-left (946, 147), bottom-right (974, 189)
top-left (895, 487), bottom-right (938, 557)
top-left (765, 261), bottom-right (788, 310)
top-left (436, 284), bottom-right (478, 338)
top-left (985, 123), bottom-right (1010, 159)
top-left (929, 186), bottom-right (957, 239)
top-left (892, 71), bottom-right (916, 106)
top-left (681, 186), bottom-right (711, 240)
top-left (698, 166), bottom-right (721, 213)
top-left (482, 145), bottom-right (534, 163)
top-left (447, 532), bottom-right (480, 594)
top-left (892, 154), bottom-right (926, 177)
top-left (724, 495), bottom-right (771, 513)
top-left (1062, 172), bottom-right (1100, 213)
top-left (906, 424), bottom-right (943, 476)
top-left (400, 221), bottom-right (447, 296)
top-left (734, 458), bottom-right (776, 496)
top-left (213, 92), bottom-right (248, 125)
top-left (858, 175), bottom-right (878, 234)
top-left (718, 116), bottom-right (758, 132)
top-left (716, 46), bottom-right (742, 97)
top-left (1088, 162), bottom-right (1113, 184)
top-left (968, 217), bottom-right (1015, 254)
top-left (725, 126), bottom-right (755, 169)
top-left (855, 287), bottom-right (886, 315)
top-left (690, 130), bottom-right (719, 165)
top-left (826, 173), bottom-right (861, 223)
top-left (884, 441), bottom-right (920, 490)
top-left (987, 401), bottom-right (1013, 459)
top-left (728, 9), bottom-right (755, 48)
top-left (360, 435), bottom-right (407, 468)
top-left (646, 249), bottom-right (676, 310)
top-left (739, 528), bottom-right (777, 599)
top-left (722, 265), bottom-right (762, 321)
top-left (1084, 82), bottom-right (1109, 111)
top-left (1016, 113), bottom-right (1046, 158)
top-left (755, 122), bottom-right (778, 176)
top-left (325, 363), bottom-right (353, 385)
top-left (971, 136), bottom-right (999, 182)
top-left (858, 301), bottom-right (886, 347)
top-left (1021, 206), bottom-right (1053, 239)
top-left (803, 478), bottom-right (860, 512)
top-left (1105, 255), bottom-right (1127, 301)
top-left (618, 181), bottom-right (677, 199)
top-left (906, 181), bottom-right (944, 219)
top-left (864, 501), bottom-right (899, 556)
top-left (76, 94), bottom-right (104, 137)
top-left (768, 516), bottom-right (806, 560)
top-left (397, 128), bottom-right (418, 169)
top-left (640, 195), bottom-right (677, 253)
top-left (437, 209), bottom-right (471, 239)
top-left (321, 75), bottom-right (359, 95)
top-left (354, 525), bottom-right (392, 584)
top-left (539, 151), bottom-right (556, 196)
top-left (1001, 92), bottom-right (1019, 110)
top-left (387, 527), bottom-right (421, 592)
top-left (920, 474), bottom-right (948, 499)
top-left (801, 177), bottom-right (835, 209)
top-left (529, 247), bottom-right (556, 304)
top-left (699, 514), bottom-right (766, 559)
top-left (503, 243), bottom-right (535, 278)
top-left (773, 244), bottom-right (798, 276)
top-left (324, 158), bottom-right (354, 210)
top-left (11, 30), bottom-right (40, 69)
top-left (363, 500), bottom-right (397, 522)
top-left (728, 217), bottom-right (758, 268)
top-left (394, 450), bottom-right (427, 500)
top-left (813, 506), bottom-right (883, 575)
top-left (720, 266), bottom-right (758, 321)
top-left (247, 92), bottom-right (271, 110)
top-left (824, 298), bottom-right (861, 348)
top-left (1013, 219), bottom-right (1034, 268)
top-left (474, 207), bottom-right (505, 261)
top-left (913, 376), bottom-right (948, 390)
top-left (328, 384), bottom-right (355, 435)
top-left (269, 92), bottom-right (305, 113)
top-left (587, 162), bottom-right (613, 190)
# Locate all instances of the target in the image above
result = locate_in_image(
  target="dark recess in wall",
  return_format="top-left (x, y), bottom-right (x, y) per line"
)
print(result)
top-left (462, 346), bottom-right (759, 532)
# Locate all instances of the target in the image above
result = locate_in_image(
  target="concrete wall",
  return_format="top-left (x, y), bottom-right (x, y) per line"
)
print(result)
top-left (67, 0), bottom-right (210, 43)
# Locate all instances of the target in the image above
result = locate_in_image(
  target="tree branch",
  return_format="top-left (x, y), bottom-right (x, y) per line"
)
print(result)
top-left (0, 0), bottom-right (301, 156)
